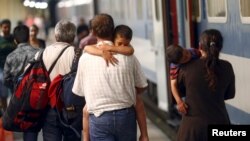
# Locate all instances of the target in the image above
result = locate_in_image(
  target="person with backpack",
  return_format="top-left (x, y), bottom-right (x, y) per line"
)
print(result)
top-left (41, 20), bottom-right (79, 141)
top-left (3, 25), bottom-right (41, 141)
top-left (0, 19), bottom-right (16, 114)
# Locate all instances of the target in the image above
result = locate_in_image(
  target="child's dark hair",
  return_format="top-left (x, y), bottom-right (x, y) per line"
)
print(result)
top-left (199, 29), bottom-right (223, 91)
top-left (13, 25), bottom-right (29, 43)
top-left (114, 25), bottom-right (133, 40)
top-left (166, 44), bottom-right (184, 64)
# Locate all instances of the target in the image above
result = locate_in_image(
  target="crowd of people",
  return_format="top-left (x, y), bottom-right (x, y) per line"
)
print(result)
top-left (0, 13), bottom-right (235, 141)
top-left (0, 14), bottom-right (149, 141)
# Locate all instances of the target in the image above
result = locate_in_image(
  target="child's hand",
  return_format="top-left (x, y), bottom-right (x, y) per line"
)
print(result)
top-left (102, 50), bottom-right (118, 66)
top-left (177, 100), bottom-right (188, 115)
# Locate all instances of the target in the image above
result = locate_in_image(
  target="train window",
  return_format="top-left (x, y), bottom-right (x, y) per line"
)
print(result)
top-left (154, 0), bottom-right (160, 21)
top-left (113, 0), bottom-right (125, 19)
top-left (126, 0), bottom-right (131, 19)
top-left (240, 0), bottom-right (250, 24)
top-left (146, 0), bottom-right (153, 20)
top-left (192, 0), bottom-right (201, 22)
top-left (206, 0), bottom-right (227, 23)
top-left (127, 0), bottom-right (136, 20)
top-left (97, 0), bottom-right (112, 14)
top-left (136, 0), bottom-right (143, 20)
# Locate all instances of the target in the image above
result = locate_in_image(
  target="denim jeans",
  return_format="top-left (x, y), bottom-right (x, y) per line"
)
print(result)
top-left (42, 108), bottom-right (82, 141)
top-left (89, 106), bottom-right (137, 141)
top-left (23, 132), bottom-right (38, 141)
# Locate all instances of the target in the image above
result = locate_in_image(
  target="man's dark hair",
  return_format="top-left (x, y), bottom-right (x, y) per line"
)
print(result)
top-left (1, 19), bottom-right (11, 26)
top-left (13, 25), bottom-right (29, 44)
top-left (77, 24), bottom-right (89, 35)
top-left (114, 25), bottom-right (133, 41)
top-left (91, 13), bottom-right (114, 39)
top-left (88, 19), bottom-right (93, 30)
top-left (166, 44), bottom-right (184, 64)
top-left (31, 24), bottom-right (39, 32)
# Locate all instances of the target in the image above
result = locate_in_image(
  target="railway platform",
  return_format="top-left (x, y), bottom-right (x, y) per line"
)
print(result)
top-left (9, 118), bottom-right (172, 141)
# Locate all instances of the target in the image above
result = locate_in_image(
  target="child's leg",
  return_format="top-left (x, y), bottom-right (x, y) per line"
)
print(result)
top-left (83, 105), bottom-right (90, 141)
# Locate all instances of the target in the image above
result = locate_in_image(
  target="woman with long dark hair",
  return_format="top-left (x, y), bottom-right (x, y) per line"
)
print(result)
top-left (176, 29), bottom-right (235, 141)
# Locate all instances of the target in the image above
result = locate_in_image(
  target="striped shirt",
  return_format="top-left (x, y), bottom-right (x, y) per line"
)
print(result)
top-left (73, 41), bottom-right (148, 117)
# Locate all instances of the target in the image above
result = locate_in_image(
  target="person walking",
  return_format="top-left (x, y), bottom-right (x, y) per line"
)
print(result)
top-left (73, 13), bottom-right (148, 141)
top-left (29, 24), bottom-right (46, 49)
top-left (41, 20), bottom-right (79, 141)
top-left (176, 29), bottom-right (235, 141)
top-left (0, 19), bottom-right (16, 113)
top-left (3, 25), bottom-right (41, 141)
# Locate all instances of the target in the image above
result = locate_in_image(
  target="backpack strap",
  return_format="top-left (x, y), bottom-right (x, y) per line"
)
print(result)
top-left (70, 47), bottom-right (82, 72)
top-left (47, 45), bottom-right (71, 74)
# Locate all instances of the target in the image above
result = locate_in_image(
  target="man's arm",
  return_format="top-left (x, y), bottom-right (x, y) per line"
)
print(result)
top-left (136, 87), bottom-right (147, 95)
top-left (3, 57), bottom-right (13, 89)
top-left (83, 105), bottom-right (90, 141)
top-left (135, 92), bottom-right (149, 141)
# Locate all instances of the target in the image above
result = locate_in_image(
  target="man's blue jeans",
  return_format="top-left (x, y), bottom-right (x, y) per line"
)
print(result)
top-left (89, 106), bottom-right (137, 141)
top-left (42, 108), bottom-right (82, 141)
top-left (23, 132), bottom-right (38, 141)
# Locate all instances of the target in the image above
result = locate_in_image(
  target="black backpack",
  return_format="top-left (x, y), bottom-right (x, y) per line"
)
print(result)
top-left (2, 46), bottom-right (69, 132)
top-left (49, 47), bottom-right (85, 137)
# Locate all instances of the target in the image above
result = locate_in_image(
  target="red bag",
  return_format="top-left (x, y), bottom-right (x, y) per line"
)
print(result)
top-left (2, 46), bottom-right (69, 132)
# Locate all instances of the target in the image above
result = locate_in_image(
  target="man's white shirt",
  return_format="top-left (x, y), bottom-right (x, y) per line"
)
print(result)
top-left (72, 41), bottom-right (147, 117)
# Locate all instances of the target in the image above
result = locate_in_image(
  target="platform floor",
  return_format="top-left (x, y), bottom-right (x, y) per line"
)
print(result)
top-left (11, 118), bottom-right (171, 141)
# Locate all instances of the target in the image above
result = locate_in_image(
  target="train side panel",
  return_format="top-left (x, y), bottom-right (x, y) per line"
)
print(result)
top-left (55, 0), bottom-right (250, 125)
top-left (181, 0), bottom-right (250, 124)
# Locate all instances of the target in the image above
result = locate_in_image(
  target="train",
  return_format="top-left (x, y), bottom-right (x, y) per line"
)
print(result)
top-left (56, 0), bottom-right (250, 127)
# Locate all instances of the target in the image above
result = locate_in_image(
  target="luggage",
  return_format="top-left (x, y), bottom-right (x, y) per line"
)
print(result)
top-left (2, 46), bottom-right (69, 132)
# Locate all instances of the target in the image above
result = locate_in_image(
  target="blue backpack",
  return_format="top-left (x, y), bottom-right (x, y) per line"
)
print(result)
top-left (49, 48), bottom-right (85, 137)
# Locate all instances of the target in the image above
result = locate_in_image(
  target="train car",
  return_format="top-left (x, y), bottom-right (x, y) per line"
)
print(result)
top-left (171, 0), bottom-right (250, 125)
top-left (56, 0), bottom-right (250, 129)
top-left (94, 0), bottom-right (170, 115)
top-left (56, 0), bottom-right (95, 25)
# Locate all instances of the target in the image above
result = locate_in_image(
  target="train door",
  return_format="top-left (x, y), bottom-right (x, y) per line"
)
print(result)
top-left (151, 0), bottom-right (169, 111)
top-left (163, 0), bottom-right (200, 121)
top-left (176, 0), bottom-right (195, 48)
